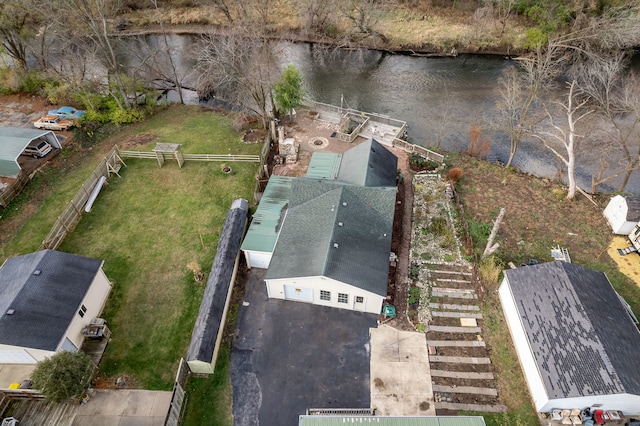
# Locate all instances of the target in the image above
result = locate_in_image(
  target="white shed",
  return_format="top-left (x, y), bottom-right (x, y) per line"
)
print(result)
top-left (603, 195), bottom-right (640, 235)
top-left (499, 261), bottom-right (640, 415)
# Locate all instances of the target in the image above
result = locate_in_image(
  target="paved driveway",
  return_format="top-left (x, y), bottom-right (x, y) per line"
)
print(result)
top-left (231, 269), bottom-right (377, 426)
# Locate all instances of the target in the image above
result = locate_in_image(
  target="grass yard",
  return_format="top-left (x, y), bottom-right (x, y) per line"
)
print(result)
top-left (2, 106), bottom-right (261, 390)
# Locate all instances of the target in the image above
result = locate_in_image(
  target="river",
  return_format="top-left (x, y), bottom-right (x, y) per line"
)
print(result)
top-left (121, 35), bottom-right (638, 194)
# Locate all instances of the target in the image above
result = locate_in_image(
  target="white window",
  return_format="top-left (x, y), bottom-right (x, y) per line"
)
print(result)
top-left (338, 293), bottom-right (349, 304)
top-left (320, 290), bottom-right (331, 301)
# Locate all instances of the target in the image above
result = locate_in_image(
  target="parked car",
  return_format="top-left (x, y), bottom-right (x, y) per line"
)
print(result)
top-left (34, 115), bottom-right (74, 131)
top-left (22, 140), bottom-right (53, 158)
top-left (47, 106), bottom-right (85, 120)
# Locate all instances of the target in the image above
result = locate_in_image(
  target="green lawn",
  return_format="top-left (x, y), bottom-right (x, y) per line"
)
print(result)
top-left (3, 106), bottom-right (261, 390)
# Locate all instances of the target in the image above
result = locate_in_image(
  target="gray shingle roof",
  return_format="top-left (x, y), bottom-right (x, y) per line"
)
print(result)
top-left (187, 199), bottom-right (248, 365)
top-left (625, 196), bottom-right (640, 222)
top-left (337, 139), bottom-right (398, 187)
top-left (265, 179), bottom-right (395, 296)
top-left (503, 261), bottom-right (640, 399)
top-left (0, 250), bottom-right (103, 351)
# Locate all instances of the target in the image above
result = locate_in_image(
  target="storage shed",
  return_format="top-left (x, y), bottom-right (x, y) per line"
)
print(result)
top-left (603, 195), bottom-right (640, 235)
top-left (0, 250), bottom-right (112, 364)
top-left (186, 199), bottom-right (248, 374)
top-left (499, 261), bottom-right (640, 414)
top-left (0, 127), bottom-right (62, 177)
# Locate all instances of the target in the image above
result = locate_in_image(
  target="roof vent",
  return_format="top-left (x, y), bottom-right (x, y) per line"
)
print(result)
top-left (342, 202), bottom-right (347, 206)
top-left (338, 222), bottom-right (343, 227)
top-left (333, 243), bottom-right (339, 248)
top-left (6, 309), bottom-right (15, 315)
top-left (33, 269), bottom-right (41, 276)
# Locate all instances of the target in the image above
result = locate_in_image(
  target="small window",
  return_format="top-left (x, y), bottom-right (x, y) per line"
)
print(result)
top-left (78, 305), bottom-right (87, 318)
top-left (338, 293), bottom-right (349, 304)
top-left (355, 296), bottom-right (364, 303)
top-left (320, 290), bottom-right (331, 301)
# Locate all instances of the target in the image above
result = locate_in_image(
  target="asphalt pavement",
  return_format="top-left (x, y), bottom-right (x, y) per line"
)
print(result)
top-left (231, 269), bottom-right (377, 426)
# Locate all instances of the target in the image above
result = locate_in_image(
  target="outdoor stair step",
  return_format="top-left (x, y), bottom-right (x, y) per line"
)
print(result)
top-left (435, 278), bottom-right (472, 284)
top-left (429, 303), bottom-right (479, 311)
top-left (430, 270), bottom-right (472, 276)
top-left (432, 311), bottom-right (483, 319)
top-left (427, 340), bottom-right (485, 347)
top-left (430, 370), bottom-right (495, 380)
top-left (429, 355), bottom-right (491, 364)
top-left (433, 385), bottom-right (498, 396)
top-left (428, 325), bottom-right (481, 333)
top-left (431, 288), bottom-right (477, 299)
top-left (435, 402), bottom-right (506, 413)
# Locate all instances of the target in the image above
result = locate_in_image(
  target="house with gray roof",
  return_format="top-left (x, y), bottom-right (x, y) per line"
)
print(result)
top-left (242, 138), bottom-right (397, 314)
top-left (0, 250), bottom-right (112, 365)
top-left (499, 261), bottom-right (640, 414)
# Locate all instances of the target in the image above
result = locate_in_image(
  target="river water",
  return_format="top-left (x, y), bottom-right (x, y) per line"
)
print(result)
top-left (122, 35), bottom-right (638, 194)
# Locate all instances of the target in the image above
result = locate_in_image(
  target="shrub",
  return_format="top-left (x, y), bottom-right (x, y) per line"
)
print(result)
top-left (409, 262), bottom-right (420, 280)
top-left (446, 167), bottom-right (463, 183)
top-left (410, 153), bottom-right (440, 170)
top-left (31, 351), bottom-right (96, 403)
top-left (408, 286), bottom-right (421, 304)
top-left (429, 216), bottom-right (448, 236)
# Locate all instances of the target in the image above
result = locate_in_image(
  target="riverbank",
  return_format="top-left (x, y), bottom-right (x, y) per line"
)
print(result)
top-left (117, 3), bottom-right (530, 56)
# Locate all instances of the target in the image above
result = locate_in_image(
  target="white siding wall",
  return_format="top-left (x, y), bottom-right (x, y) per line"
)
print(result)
top-left (604, 195), bottom-right (633, 235)
top-left (540, 393), bottom-right (640, 415)
top-left (498, 277), bottom-right (550, 412)
top-left (244, 250), bottom-right (272, 269)
top-left (265, 276), bottom-right (384, 315)
top-left (58, 266), bottom-right (112, 352)
top-left (0, 344), bottom-right (54, 363)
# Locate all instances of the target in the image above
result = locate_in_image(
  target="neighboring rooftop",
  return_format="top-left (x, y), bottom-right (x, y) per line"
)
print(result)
top-left (625, 196), bottom-right (640, 222)
top-left (503, 261), bottom-right (640, 399)
top-left (0, 250), bottom-right (103, 351)
top-left (337, 139), bottom-right (398, 187)
top-left (299, 416), bottom-right (486, 426)
top-left (240, 175), bottom-right (293, 254)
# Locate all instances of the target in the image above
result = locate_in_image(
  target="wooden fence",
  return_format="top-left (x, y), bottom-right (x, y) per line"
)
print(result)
top-left (39, 146), bottom-right (124, 251)
top-left (165, 358), bottom-right (190, 426)
top-left (118, 150), bottom-right (260, 163)
top-left (253, 133), bottom-right (272, 203)
top-left (392, 138), bottom-right (445, 164)
top-left (0, 169), bottom-right (30, 208)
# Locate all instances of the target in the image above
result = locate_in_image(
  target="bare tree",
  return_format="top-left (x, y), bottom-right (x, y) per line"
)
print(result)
top-left (494, 43), bottom-right (565, 168)
top-left (534, 80), bottom-right (592, 199)
top-left (56, 0), bottom-right (132, 109)
top-left (0, 0), bottom-right (41, 70)
top-left (339, 0), bottom-right (388, 44)
top-left (196, 27), bottom-right (279, 129)
top-left (299, 0), bottom-right (336, 36)
top-left (150, 0), bottom-right (184, 104)
top-left (571, 53), bottom-right (640, 192)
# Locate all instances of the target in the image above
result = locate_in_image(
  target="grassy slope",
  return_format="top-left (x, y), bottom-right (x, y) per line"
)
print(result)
top-left (451, 153), bottom-right (640, 425)
top-left (3, 106), bottom-right (260, 390)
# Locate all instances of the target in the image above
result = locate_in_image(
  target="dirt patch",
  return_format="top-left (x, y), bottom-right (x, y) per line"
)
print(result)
top-left (242, 128), bottom-right (267, 143)
top-left (118, 133), bottom-right (158, 150)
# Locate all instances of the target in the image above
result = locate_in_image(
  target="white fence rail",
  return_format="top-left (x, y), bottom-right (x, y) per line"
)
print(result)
top-left (119, 151), bottom-right (260, 163)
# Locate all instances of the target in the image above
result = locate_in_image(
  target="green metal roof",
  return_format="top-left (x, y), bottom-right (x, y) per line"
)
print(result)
top-left (265, 179), bottom-right (396, 296)
top-left (0, 127), bottom-right (61, 177)
top-left (337, 139), bottom-right (398, 187)
top-left (306, 153), bottom-right (342, 180)
top-left (299, 416), bottom-right (487, 426)
top-left (241, 175), bottom-right (293, 253)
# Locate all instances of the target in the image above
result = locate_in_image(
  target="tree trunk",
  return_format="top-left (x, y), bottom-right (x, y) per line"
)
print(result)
top-left (483, 207), bottom-right (506, 258)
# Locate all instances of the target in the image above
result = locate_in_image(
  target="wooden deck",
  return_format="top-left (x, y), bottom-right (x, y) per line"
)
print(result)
top-left (10, 399), bottom-right (77, 426)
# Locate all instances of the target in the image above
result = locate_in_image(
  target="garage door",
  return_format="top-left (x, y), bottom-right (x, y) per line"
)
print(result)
top-left (284, 285), bottom-right (313, 302)
top-left (246, 251), bottom-right (272, 269)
